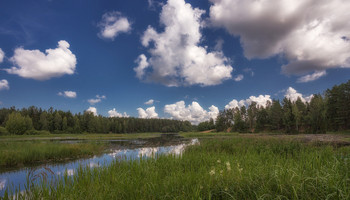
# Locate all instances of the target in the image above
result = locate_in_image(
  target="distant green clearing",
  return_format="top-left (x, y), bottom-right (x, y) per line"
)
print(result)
top-left (9, 137), bottom-right (350, 199)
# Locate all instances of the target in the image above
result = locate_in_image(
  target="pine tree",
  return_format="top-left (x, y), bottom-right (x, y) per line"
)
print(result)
top-left (39, 112), bottom-right (49, 130)
top-left (53, 112), bottom-right (62, 131)
top-left (62, 117), bottom-right (68, 131)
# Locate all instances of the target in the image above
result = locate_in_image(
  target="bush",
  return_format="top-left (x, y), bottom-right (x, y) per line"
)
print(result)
top-left (0, 126), bottom-right (9, 135)
top-left (5, 112), bottom-right (33, 135)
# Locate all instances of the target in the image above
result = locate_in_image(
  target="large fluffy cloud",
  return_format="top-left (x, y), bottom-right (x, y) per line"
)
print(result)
top-left (137, 106), bottom-right (159, 119)
top-left (86, 107), bottom-right (98, 116)
top-left (134, 0), bottom-right (233, 86)
top-left (0, 79), bottom-right (9, 91)
top-left (225, 99), bottom-right (245, 110)
top-left (225, 95), bottom-right (272, 109)
top-left (0, 48), bottom-right (4, 63)
top-left (5, 40), bottom-right (76, 80)
top-left (245, 95), bottom-right (272, 108)
top-left (285, 87), bottom-right (313, 103)
top-left (108, 108), bottom-right (129, 118)
top-left (58, 91), bottom-right (77, 98)
top-left (164, 101), bottom-right (219, 124)
top-left (209, 0), bottom-right (350, 81)
top-left (98, 11), bottom-right (131, 40)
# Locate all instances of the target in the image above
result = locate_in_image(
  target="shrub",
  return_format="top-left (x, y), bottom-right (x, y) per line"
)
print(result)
top-left (0, 126), bottom-right (9, 135)
top-left (5, 112), bottom-right (33, 135)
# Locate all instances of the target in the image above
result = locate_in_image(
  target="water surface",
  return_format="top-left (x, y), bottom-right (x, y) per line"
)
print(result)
top-left (0, 134), bottom-right (199, 196)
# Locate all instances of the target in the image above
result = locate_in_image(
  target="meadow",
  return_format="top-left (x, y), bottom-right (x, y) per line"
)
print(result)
top-left (5, 135), bottom-right (350, 200)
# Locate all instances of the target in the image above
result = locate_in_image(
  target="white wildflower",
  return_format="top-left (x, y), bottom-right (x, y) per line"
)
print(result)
top-left (226, 162), bottom-right (231, 171)
top-left (209, 169), bottom-right (215, 176)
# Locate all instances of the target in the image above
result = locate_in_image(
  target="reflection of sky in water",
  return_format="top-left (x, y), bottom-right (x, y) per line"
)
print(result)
top-left (0, 179), bottom-right (5, 190)
top-left (0, 138), bottom-right (199, 196)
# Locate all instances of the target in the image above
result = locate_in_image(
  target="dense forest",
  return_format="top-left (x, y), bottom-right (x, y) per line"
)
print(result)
top-left (1, 80), bottom-right (349, 135)
top-left (198, 80), bottom-right (350, 134)
top-left (0, 107), bottom-right (192, 135)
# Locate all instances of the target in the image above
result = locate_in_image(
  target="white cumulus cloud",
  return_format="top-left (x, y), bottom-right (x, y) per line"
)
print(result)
top-left (0, 48), bottom-right (4, 63)
top-left (98, 11), bottom-right (131, 40)
top-left (234, 74), bottom-right (244, 82)
top-left (5, 40), bottom-right (76, 80)
top-left (164, 101), bottom-right (219, 125)
top-left (225, 95), bottom-right (272, 109)
top-left (245, 95), bottom-right (272, 108)
top-left (285, 87), bottom-right (313, 103)
top-left (88, 99), bottom-right (101, 105)
top-left (144, 99), bottom-right (154, 105)
top-left (88, 95), bottom-right (106, 105)
top-left (297, 71), bottom-right (327, 83)
top-left (225, 99), bottom-right (245, 110)
top-left (108, 108), bottom-right (129, 118)
top-left (58, 91), bottom-right (77, 98)
top-left (86, 107), bottom-right (98, 116)
top-left (134, 54), bottom-right (150, 79)
top-left (137, 106), bottom-right (159, 119)
top-left (209, 0), bottom-right (350, 81)
top-left (135, 0), bottom-right (233, 87)
top-left (0, 79), bottom-right (9, 91)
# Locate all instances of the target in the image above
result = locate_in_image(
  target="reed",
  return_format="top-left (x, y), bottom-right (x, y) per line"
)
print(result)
top-left (10, 137), bottom-right (350, 199)
top-left (0, 141), bottom-right (105, 168)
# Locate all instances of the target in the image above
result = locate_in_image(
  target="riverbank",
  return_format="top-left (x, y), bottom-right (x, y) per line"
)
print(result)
top-left (7, 136), bottom-right (350, 199)
top-left (0, 133), bottom-right (184, 171)
top-left (1, 132), bottom-right (350, 169)
top-left (0, 132), bottom-right (163, 141)
top-left (181, 132), bottom-right (350, 146)
top-left (0, 141), bottom-right (105, 169)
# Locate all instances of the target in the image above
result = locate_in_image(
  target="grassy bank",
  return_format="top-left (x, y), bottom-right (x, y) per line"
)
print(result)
top-left (11, 137), bottom-right (350, 199)
top-left (180, 131), bottom-right (239, 138)
top-left (0, 141), bottom-right (105, 168)
top-left (0, 132), bottom-right (163, 141)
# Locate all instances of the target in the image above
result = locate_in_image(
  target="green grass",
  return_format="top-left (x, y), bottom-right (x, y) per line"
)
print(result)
top-left (9, 137), bottom-right (350, 199)
top-left (0, 141), bottom-right (105, 168)
top-left (180, 131), bottom-right (239, 138)
top-left (0, 132), bottom-right (163, 141)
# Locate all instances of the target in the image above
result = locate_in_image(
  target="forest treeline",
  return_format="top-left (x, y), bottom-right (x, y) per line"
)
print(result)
top-left (198, 80), bottom-right (350, 134)
top-left (0, 80), bottom-right (349, 135)
top-left (0, 107), bottom-right (192, 135)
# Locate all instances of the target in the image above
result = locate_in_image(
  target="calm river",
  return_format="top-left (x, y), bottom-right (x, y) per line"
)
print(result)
top-left (0, 134), bottom-right (199, 196)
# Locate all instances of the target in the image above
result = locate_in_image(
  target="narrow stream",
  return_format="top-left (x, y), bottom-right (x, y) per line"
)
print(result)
top-left (0, 135), bottom-right (199, 196)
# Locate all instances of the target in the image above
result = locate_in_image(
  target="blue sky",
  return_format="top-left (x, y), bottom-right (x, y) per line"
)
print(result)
top-left (0, 0), bottom-right (350, 124)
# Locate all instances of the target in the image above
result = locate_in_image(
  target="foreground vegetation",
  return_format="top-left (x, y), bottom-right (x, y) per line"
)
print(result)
top-left (7, 137), bottom-right (350, 199)
top-left (0, 141), bottom-right (105, 168)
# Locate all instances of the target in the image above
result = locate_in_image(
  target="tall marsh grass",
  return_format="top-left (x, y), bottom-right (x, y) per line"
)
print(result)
top-left (8, 137), bottom-right (350, 199)
top-left (0, 141), bottom-right (104, 168)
